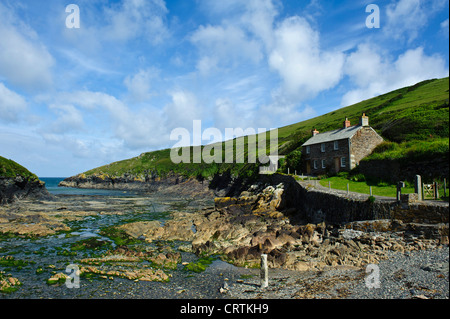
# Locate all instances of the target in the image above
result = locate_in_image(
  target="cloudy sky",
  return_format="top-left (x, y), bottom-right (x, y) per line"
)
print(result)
top-left (0, 0), bottom-right (448, 177)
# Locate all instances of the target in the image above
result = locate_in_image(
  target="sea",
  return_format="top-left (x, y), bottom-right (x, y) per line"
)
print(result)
top-left (39, 177), bottom-right (139, 196)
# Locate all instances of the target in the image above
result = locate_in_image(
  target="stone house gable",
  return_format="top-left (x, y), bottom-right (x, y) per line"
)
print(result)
top-left (301, 114), bottom-right (383, 175)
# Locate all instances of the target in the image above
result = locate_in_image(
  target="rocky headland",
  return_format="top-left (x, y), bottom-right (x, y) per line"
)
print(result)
top-left (0, 176), bottom-right (52, 205)
top-left (0, 156), bottom-right (52, 205)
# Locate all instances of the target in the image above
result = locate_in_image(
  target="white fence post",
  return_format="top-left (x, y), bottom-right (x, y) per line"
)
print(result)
top-left (260, 254), bottom-right (268, 289)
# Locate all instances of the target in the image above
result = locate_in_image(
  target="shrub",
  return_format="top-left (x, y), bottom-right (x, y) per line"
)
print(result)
top-left (351, 173), bottom-right (366, 182)
top-left (367, 196), bottom-right (376, 203)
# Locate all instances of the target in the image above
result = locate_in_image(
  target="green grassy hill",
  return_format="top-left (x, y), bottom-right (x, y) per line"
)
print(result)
top-left (81, 77), bottom-right (449, 181)
top-left (0, 156), bottom-right (39, 181)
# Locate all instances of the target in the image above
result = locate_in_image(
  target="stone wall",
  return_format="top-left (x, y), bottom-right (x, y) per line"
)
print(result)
top-left (350, 127), bottom-right (384, 167)
top-left (256, 174), bottom-right (449, 226)
top-left (295, 179), bottom-right (448, 225)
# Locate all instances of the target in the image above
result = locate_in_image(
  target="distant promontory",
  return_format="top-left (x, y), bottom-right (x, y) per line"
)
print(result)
top-left (0, 156), bottom-right (51, 204)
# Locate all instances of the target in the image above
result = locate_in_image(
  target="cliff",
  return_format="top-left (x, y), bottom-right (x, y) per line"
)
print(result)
top-left (0, 156), bottom-right (51, 205)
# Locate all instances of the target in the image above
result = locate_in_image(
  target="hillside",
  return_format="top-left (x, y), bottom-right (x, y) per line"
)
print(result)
top-left (69, 77), bottom-right (449, 183)
top-left (0, 156), bottom-right (39, 181)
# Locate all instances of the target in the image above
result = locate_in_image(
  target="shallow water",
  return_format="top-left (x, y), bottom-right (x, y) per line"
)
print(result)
top-left (0, 192), bottom-right (242, 299)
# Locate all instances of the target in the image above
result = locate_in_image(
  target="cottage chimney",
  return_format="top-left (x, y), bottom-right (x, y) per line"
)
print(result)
top-left (343, 118), bottom-right (351, 128)
top-left (360, 113), bottom-right (369, 126)
top-left (312, 128), bottom-right (319, 136)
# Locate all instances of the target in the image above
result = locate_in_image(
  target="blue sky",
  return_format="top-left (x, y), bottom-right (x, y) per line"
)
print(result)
top-left (0, 0), bottom-right (448, 177)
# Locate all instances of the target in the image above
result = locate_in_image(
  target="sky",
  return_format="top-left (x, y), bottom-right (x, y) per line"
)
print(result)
top-left (0, 0), bottom-right (449, 177)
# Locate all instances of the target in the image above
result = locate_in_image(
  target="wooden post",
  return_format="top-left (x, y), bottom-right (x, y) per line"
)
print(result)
top-left (260, 254), bottom-right (268, 289)
top-left (443, 178), bottom-right (446, 197)
top-left (434, 182), bottom-right (439, 199)
top-left (414, 175), bottom-right (422, 201)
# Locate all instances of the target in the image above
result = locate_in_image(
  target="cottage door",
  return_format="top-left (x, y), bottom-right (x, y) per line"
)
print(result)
top-left (334, 157), bottom-right (340, 173)
top-left (306, 161), bottom-right (311, 174)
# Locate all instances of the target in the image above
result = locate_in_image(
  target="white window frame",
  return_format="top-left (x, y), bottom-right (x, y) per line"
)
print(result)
top-left (321, 159), bottom-right (326, 169)
top-left (341, 157), bottom-right (346, 168)
top-left (313, 160), bottom-right (317, 169)
top-left (306, 146), bottom-right (310, 154)
top-left (321, 143), bottom-right (326, 153)
top-left (334, 141), bottom-right (339, 150)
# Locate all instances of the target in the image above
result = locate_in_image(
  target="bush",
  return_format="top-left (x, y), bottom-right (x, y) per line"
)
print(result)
top-left (372, 141), bottom-right (398, 154)
top-left (285, 150), bottom-right (302, 172)
top-left (336, 171), bottom-right (349, 179)
top-left (367, 196), bottom-right (376, 203)
top-left (351, 173), bottom-right (366, 182)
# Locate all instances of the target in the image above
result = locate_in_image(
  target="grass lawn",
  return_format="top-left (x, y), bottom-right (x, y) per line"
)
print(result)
top-left (319, 176), bottom-right (414, 198)
top-left (318, 176), bottom-right (449, 201)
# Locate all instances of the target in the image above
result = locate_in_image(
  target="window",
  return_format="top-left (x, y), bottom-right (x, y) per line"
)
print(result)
top-left (334, 141), bottom-right (339, 150)
top-left (321, 143), bottom-right (326, 153)
top-left (313, 160), bottom-right (317, 169)
top-left (341, 157), bottom-right (346, 168)
top-left (306, 146), bottom-right (310, 154)
top-left (321, 159), bottom-right (326, 169)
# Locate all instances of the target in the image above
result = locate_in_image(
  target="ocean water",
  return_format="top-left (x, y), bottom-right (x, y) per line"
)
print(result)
top-left (39, 177), bottom-right (139, 196)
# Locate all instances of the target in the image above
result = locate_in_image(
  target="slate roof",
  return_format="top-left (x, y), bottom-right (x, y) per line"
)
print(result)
top-left (301, 125), bottom-right (362, 147)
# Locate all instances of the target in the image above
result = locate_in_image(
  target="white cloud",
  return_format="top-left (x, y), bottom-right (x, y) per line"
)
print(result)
top-left (385, 0), bottom-right (448, 42)
top-left (214, 98), bottom-right (251, 130)
top-left (164, 90), bottom-right (202, 130)
top-left (190, 2), bottom-right (346, 128)
top-left (0, 82), bottom-right (28, 123)
top-left (103, 0), bottom-right (170, 44)
top-left (124, 68), bottom-right (158, 102)
top-left (238, 0), bottom-right (280, 50)
top-left (48, 104), bottom-right (85, 133)
top-left (45, 90), bottom-right (168, 150)
top-left (41, 133), bottom-right (91, 159)
top-left (441, 18), bottom-right (449, 37)
top-left (59, 49), bottom-right (119, 75)
top-left (342, 44), bottom-right (449, 106)
top-left (268, 16), bottom-right (345, 101)
top-left (0, 3), bottom-right (54, 92)
top-left (190, 24), bottom-right (263, 75)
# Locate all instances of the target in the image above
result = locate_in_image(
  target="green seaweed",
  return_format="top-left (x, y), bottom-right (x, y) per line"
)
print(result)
top-left (183, 256), bottom-right (216, 273)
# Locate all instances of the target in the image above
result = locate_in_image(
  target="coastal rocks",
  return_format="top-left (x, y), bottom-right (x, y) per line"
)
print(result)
top-left (47, 272), bottom-right (70, 285)
top-left (78, 265), bottom-right (170, 282)
top-left (114, 176), bottom-right (449, 273)
top-left (59, 173), bottom-right (216, 199)
top-left (0, 272), bottom-right (22, 292)
top-left (0, 211), bottom-right (70, 237)
top-left (0, 176), bottom-right (51, 205)
top-left (78, 246), bottom-right (177, 282)
top-left (196, 206), bottom-right (447, 272)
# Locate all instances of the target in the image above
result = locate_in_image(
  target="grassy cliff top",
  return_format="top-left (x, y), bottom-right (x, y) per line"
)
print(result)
top-left (81, 77), bottom-right (449, 179)
top-left (0, 156), bottom-right (39, 181)
top-left (276, 77), bottom-right (449, 151)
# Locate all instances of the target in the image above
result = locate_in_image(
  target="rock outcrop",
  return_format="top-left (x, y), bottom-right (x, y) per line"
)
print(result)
top-left (117, 180), bottom-right (449, 272)
top-left (59, 173), bottom-right (216, 199)
top-left (0, 176), bottom-right (51, 205)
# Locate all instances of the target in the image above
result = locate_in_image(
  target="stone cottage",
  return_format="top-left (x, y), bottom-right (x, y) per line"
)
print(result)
top-left (301, 114), bottom-right (383, 175)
